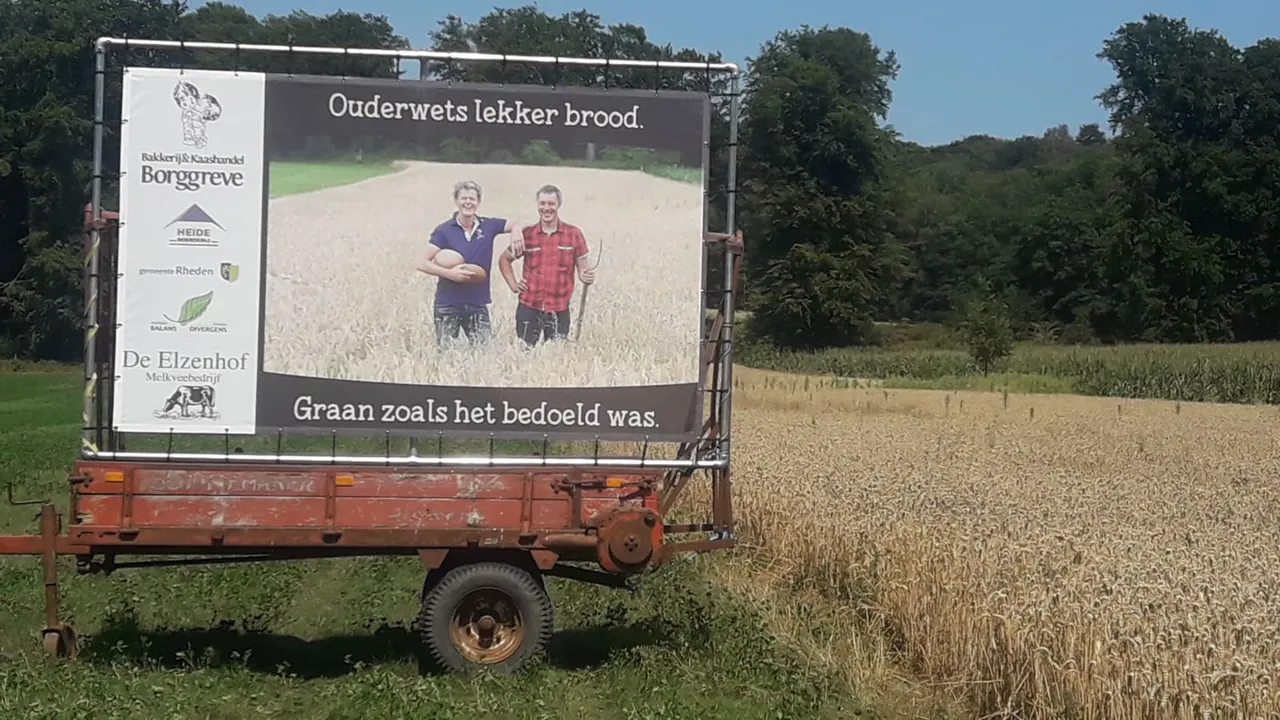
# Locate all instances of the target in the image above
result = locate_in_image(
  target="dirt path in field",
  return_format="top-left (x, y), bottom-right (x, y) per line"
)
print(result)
top-left (261, 161), bottom-right (706, 388)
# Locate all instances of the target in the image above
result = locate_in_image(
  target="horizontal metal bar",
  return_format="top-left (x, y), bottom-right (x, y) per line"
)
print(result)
top-left (543, 563), bottom-right (633, 590)
top-left (0, 535), bottom-right (87, 557)
top-left (82, 449), bottom-right (728, 469)
top-left (94, 37), bottom-right (740, 74)
top-left (655, 537), bottom-right (736, 564)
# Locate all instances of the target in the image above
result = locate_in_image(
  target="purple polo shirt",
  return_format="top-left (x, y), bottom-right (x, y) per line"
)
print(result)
top-left (428, 214), bottom-right (508, 307)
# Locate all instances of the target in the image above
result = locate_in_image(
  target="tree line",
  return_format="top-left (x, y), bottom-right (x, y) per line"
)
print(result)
top-left (2, 2), bottom-right (1273, 358)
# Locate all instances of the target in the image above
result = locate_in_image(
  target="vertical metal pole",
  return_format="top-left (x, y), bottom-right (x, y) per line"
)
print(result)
top-left (40, 503), bottom-right (61, 630)
top-left (719, 72), bottom-right (739, 461)
top-left (711, 72), bottom-right (740, 535)
top-left (85, 41), bottom-right (107, 457)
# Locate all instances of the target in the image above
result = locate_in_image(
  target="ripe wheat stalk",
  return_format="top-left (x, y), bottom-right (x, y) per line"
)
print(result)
top-left (728, 367), bottom-right (1280, 720)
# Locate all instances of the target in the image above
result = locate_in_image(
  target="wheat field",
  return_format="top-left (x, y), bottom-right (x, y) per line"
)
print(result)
top-left (262, 161), bottom-right (704, 387)
top-left (726, 367), bottom-right (1280, 719)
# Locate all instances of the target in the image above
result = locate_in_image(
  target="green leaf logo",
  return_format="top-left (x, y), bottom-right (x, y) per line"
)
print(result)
top-left (163, 291), bottom-right (213, 325)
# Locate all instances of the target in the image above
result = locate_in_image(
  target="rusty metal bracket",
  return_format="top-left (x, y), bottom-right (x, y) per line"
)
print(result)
top-left (550, 475), bottom-right (657, 494)
top-left (703, 229), bottom-right (743, 254)
top-left (6, 483), bottom-right (48, 507)
top-left (550, 474), bottom-right (658, 529)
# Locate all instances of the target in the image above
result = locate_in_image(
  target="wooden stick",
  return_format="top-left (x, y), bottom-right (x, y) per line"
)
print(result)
top-left (573, 238), bottom-right (604, 342)
top-left (574, 284), bottom-right (590, 341)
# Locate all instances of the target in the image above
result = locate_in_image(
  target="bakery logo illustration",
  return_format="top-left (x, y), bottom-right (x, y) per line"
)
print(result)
top-left (148, 290), bottom-right (227, 334)
top-left (133, 81), bottom-right (245, 193)
top-left (220, 262), bottom-right (239, 283)
top-left (154, 384), bottom-right (219, 420)
top-left (174, 81), bottom-right (222, 149)
top-left (164, 204), bottom-right (223, 248)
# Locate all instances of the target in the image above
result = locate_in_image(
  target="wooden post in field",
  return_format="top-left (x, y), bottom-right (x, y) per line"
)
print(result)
top-left (585, 142), bottom-right (595, 162)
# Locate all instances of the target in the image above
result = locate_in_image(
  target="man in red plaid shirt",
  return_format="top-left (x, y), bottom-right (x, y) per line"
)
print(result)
top-left (498, 184), bottom-right (596, 347)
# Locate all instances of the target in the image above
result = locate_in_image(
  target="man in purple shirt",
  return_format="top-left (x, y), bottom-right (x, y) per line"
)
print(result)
top-left (417, 180), bottom-right (525, 348)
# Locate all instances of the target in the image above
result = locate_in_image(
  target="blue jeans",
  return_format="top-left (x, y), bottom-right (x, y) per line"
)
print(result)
top-left (434, 304), bottom-right (491, 348)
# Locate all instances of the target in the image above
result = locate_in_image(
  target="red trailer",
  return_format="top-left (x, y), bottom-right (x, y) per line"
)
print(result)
top-left (1, 454), bottom-right (736, 672)
top-left (0, 38), bottom-right (745, 674)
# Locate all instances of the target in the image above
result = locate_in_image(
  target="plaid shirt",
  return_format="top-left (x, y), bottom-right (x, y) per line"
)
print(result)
top-left (513, 221), bottom-right (589, 312)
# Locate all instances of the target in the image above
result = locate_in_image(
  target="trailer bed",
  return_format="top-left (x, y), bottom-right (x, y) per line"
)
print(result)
top-left (0, 460), bottom-right (734, 669)
top-left (67, 461), bottom-right (656, 548)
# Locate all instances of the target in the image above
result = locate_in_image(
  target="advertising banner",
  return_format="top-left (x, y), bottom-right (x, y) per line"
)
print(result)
top-left (111, 67), bottom-right (710, 441)
top-left (112, 67), bottom-right (266, 434)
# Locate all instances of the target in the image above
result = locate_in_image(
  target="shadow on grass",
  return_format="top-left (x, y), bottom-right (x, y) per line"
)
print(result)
top-left (78, 612), bottom-right (661, 678)
top-left (544, 622), bottom-right (660, 671)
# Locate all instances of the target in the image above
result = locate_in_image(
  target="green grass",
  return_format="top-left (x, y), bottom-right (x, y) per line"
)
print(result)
top-left (269, 160), bottom-right (401, 198)
top-left (275, 138), bottom-right (706, 192)
top-left (264, 156), bottom-right (695, 205)
top-left (0, 370), bottom-right (870, 720)
top-left (738, 335), bottom-right (1280, 404)
top-left (639, 164), bottom-right (703, 183)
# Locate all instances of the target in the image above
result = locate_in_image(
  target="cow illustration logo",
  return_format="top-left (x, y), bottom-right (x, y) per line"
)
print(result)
top-left (173, 80), bottom-right (222, 149)
top-left (155, 385), bottom-right (219, 420)
top-left (220, 263), bottom-right (239, 283)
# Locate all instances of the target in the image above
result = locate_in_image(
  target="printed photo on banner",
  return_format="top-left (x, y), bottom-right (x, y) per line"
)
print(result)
top-left (254, 74), bottom-right (710, 438)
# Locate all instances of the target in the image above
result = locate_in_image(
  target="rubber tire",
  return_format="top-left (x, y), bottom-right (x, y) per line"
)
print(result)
top-left (417, 561), bottom-right (554, 675)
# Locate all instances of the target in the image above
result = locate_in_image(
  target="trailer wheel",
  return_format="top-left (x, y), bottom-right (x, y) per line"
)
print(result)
top-left (417, 561), bottom-right (553, 674)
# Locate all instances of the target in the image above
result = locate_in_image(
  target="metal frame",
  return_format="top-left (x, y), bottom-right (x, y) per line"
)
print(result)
top-left (0, 40), bottom-right (742, 667)
top-left (84, 37), bottom-right (742, 471)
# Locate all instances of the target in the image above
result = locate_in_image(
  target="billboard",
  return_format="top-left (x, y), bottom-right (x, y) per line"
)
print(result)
top-left (111, 66), bottom-right (710, 441)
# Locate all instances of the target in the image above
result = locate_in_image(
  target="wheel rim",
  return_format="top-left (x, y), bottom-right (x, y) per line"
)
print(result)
top-left (42, 626), bottom-right (76, 660)
top-left (42, 632), bottom-right (63, 657)
top-left (448, 588), bottom-right (525, 664)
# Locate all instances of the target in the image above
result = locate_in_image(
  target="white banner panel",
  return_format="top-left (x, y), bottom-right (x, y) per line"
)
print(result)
top-left (112, 67), bottom-right (266, 434)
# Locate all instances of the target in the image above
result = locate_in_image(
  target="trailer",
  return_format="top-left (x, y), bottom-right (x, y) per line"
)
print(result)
top-left (0, 38), bottom-right (743, 673)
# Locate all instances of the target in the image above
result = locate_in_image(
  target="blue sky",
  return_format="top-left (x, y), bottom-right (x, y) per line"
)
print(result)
top-left (204, 0), bottom-right (1279, 147)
